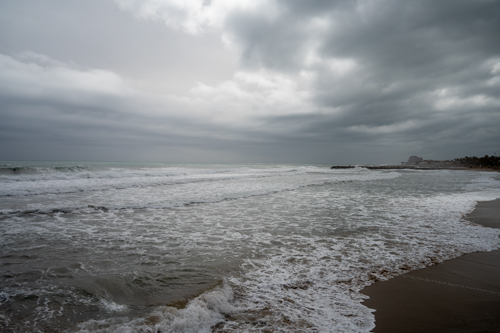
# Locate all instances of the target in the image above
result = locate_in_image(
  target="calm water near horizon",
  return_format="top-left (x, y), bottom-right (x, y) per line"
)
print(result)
top-left (1, 161), bottom-right (500, 332)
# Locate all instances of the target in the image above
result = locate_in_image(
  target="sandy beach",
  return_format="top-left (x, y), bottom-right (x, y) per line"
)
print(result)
top-left (362, 198), bottom-right (500, 332)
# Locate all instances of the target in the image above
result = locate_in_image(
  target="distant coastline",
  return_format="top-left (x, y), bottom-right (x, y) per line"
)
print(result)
top-left (331, 154), bottom-right (500, 171)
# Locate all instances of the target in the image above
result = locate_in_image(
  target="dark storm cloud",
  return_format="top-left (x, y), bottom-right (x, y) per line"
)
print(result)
top-left (312, 1), bottom-right (500, 102)
top-left (223, 0), bottom-right (355, 72)
top-left (222, 0), bottom-right (500, 161)
top-left (0, 0), bottom-right (499, 163)
top-left (218, 0), bottom-right (499, 147)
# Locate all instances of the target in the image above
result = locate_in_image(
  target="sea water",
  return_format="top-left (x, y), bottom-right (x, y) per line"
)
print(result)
top-left (1, 161), bottom-right (500, 332)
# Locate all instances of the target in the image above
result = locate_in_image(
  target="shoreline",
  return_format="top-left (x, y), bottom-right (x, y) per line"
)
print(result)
top-left (362, 198), bottom-right (500, 332)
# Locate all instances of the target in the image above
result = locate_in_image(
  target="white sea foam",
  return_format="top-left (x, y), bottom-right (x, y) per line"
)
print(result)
top-left (0, 166), bottom-right (398, 214)
top-left (77, 283), bottom-right (235, 333)
top-left (100, 299), bottom-right (128, 313)
top-left (214, 190), bottom-right (500, 331)
top-left (0, 165), bottom-right (300, 197)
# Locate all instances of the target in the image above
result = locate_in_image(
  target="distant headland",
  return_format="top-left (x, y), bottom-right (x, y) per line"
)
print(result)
top-left (331, 154), bottom-right (500, 171)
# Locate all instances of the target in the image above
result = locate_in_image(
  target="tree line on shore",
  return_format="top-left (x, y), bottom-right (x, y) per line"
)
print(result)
top-left (453, 155), bottom-right (500, 168)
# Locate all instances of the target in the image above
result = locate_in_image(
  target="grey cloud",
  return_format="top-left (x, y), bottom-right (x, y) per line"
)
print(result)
top-left (224, 12), bottom-right (307, 71)
top-left (1, 0), bottom-right (499, 164)
top-left (315, 0), bottom-right (500, 98)
top-left (293, 1), bottom-right (500, 160)
top-left (276, 0), bottom-right (352, 14)
top-left (0, 0), bottom-right (234, 94)
top-left (223, 0), bottom-right (500, 104)
top-left (0, 52), bottom-right (280, 162)
top-left (221, 0), bottom-right (355, 72)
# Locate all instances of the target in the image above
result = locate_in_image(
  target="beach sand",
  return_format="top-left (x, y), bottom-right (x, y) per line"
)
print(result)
top-left (362, 198), bottom-right (500, 333)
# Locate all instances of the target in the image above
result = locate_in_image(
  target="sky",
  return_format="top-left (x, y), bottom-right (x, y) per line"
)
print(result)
top-left (0, 0), bottom-right (499, 165)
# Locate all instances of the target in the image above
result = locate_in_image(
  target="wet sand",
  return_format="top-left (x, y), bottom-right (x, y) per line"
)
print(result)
top-left (362, 198), bottom-right (500, 333)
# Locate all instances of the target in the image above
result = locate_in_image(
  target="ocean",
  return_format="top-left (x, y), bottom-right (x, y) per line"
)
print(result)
top-left (1, 161), bottom-right (500, 332)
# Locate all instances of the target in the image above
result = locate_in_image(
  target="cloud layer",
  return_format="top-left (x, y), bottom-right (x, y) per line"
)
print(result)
top-left (1, 0), bottom-right (499, 163)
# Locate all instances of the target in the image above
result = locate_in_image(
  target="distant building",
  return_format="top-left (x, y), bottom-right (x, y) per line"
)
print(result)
top-left (405, 156), bottom-right (423, 165)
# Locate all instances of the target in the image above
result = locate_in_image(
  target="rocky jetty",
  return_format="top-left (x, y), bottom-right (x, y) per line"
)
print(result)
top-left (364, 165), bottom-right (456, 170)
top-left (330, 165), bottom-right (355, 169)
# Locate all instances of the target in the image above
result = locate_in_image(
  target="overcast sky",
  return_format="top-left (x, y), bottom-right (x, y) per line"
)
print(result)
top-left (1, 0), bottom-right (499, 164)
